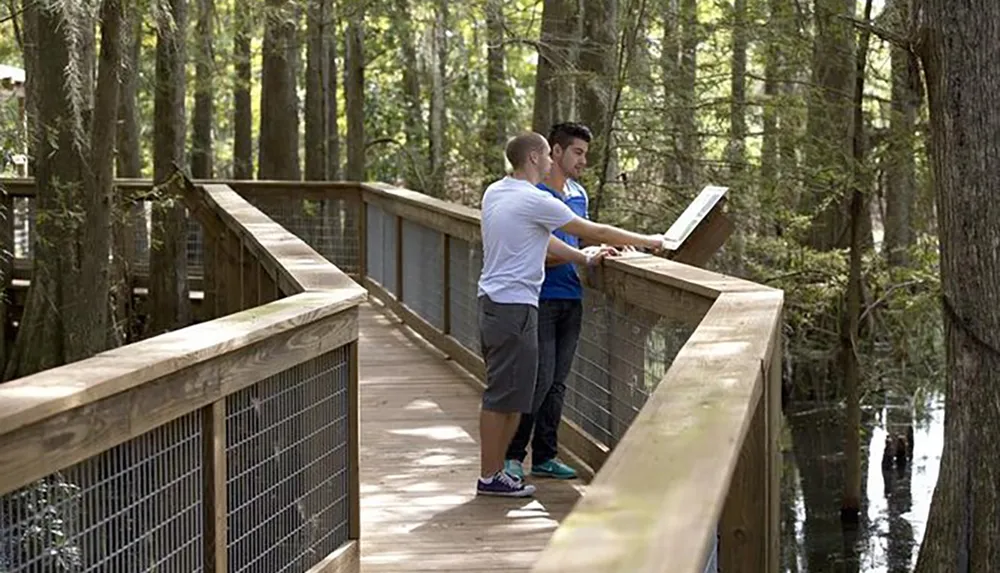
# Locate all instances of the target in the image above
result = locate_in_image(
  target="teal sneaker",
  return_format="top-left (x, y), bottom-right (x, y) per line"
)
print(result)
top-left (531, 459), bottom-right (577, 479)
top-left (504, 459), bottom-right (525, 481)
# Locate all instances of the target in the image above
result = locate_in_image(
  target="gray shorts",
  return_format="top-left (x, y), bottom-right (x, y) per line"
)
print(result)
top-left (478, 296), bottom-right (539, 413)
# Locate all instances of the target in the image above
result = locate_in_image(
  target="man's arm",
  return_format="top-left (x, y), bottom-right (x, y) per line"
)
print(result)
top-left (546, 236), bottom-right (588, 266)
top-left (559, 215), bottom-right (666, 251)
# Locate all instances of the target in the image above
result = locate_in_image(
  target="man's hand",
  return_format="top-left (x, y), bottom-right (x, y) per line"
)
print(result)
top-left (644, 233), bottom-right (671, 253)
top-left (580, 245), bottom-right (607, 266)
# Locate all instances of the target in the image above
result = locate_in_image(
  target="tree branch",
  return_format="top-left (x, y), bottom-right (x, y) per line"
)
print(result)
top-left (838, 14), bottom-right (912, 49)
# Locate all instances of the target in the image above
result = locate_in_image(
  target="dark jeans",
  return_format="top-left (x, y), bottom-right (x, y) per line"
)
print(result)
top-left (505, 298), bottom-right (583, 464)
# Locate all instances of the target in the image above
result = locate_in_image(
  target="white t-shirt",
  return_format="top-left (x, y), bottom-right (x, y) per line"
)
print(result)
top-left (477, 176), bottom-right (577, 306)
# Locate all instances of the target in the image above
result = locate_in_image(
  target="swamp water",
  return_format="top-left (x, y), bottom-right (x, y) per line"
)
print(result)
top-left (780, 392), bottom-right (944, 572)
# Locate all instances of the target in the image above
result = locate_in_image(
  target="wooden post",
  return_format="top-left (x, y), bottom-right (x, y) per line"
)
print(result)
top-left (442, 233), bottom-right (451, 335)
top-left (719, 372), bottom-right (768, 571)
top-left (213, 230), bottom-right (230, 317)
top-left (357, 191), bottom-right (367, 281)
top-left (668, 204), bottom-right (734, 268)
top-left (0, 193), bottom-right (12, 366)
top-left (242, 242), bottom-right (259, 309)
top-left (766, 317), bottom-right (782, 571)
top-left (202, 400), bottom-right (228, 573)
top-left (226, 232), bottom-right (243, 313)
top-left (395, 216), bottom-right (404, 301)
top-left (348, 339), bottom-right (361, 541)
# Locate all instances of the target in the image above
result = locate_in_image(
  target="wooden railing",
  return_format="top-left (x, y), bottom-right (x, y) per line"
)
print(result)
top-left (0, 177), bottom-right (782, 572)
top-left (0, 178), bottom-right (366, 573)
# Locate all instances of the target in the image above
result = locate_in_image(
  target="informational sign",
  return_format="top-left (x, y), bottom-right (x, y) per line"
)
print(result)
top-left (661, 185), bottom-right (729, 251)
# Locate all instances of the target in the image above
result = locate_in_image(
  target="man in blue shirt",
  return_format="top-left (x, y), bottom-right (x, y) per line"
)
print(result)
top-left (504, 123), bottom-right (603, 480)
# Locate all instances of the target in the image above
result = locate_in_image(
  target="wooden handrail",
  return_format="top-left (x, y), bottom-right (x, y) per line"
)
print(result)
top-left (531, 287), bottom-right (782, 573)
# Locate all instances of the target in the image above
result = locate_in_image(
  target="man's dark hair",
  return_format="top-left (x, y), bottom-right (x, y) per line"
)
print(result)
top-left (505, 132), bottom-right (548, 169)
top-left (547, 122), bottom-right (593, 152)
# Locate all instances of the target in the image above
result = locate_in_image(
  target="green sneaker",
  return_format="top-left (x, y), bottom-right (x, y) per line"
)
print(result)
top-left (504, 459), bottom-right (525, 481)
top-left (531, 459), bottom-right (577, 479)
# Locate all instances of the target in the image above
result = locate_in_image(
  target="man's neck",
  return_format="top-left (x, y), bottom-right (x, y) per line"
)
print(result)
top-left (510, 169), bottom-right (539, 185)
top-left (543, 168), bottom-right (568, 197)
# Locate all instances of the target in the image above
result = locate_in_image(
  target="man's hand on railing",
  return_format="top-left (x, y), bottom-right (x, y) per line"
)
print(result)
top-left (581, 245), bottom-right (621, 266)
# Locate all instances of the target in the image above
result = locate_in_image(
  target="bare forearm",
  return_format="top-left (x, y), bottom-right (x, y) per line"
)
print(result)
top-left (547, 236), bottom-right (587, 265)
top-left (588, 223), bottom-right (657, 249)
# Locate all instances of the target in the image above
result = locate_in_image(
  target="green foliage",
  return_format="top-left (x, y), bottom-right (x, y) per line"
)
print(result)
top-left (0, 477), bottom-right (82, 572)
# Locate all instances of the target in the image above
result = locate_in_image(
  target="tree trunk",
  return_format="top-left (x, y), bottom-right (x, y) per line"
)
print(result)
top-left (149, 0), bottom-right (189, 335)
top-left (233, 0), bottom-right (253, 179)
top-left (675, 0), bottom-right (698, 189)
top-left (5, 0), bottom-right (124, 380)
top-left (660, 0), bottom-right (679, 186)
top-left (326, 23), bottom-right (341, 180)
top-left (116, 16), bottom-right (142, 179)
top-left (191, 0), bottom-right (214, 179)
top-left (726, 0), bottom-right (747, 175)
top-left (724, 0), bottom-right (748, 273)
top-left (483, 0), bottom-right (511, 179)
top-left (576, 0), bottom-right (618, 195)
top-left (842, 0), bottom-right (874, 522)
top-left (883, 0), bottom-right (921, 268)
top-left (760, 0), bottom-right (780, 214)
top-left (305, 0), bottom-right (327, 181)
top-left (428, 0), bottom-right (448, 197)
top-left (531, 0), bottom-right (577, 133)
top-left (913, 0), bottom-right (1000, 569)
top-left (113, 7), bottom-right (144, 344)
top-left (259, 0), bottom-right (300, 180)
top-left (393, 0), bottom-right (424, 189)
top-left (803, 0), bottom-right (858, 251)
top-left (344, 6), bottom-right (365, 181)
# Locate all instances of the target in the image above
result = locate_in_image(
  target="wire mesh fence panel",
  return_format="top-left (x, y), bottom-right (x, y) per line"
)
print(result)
top-left (226, 346), bottom-right (352, 573)
top-left (126, 202), bottom-right (151, 276)
top-left (565, 287), bottom-right (697, 449)
top-left (401, 221), bottom-right (444, 329)
top-left (121, 201), bottom-right (200, 280)
top-left (0, 412), bottom-right (204, 573)
top-left (365, 205), bottom-right (397, 294)
top-left (447, 238), bottom-right (482, 357)
top-left (12, 196), bottom-right (31, 262)
top-left (187, 218), bottom-right (204, 278)
top-left (241, 196), bottom-right (360, 276)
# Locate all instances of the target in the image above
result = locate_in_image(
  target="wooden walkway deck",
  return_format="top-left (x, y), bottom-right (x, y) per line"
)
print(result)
top-left (357, 303), bottom-right (585, 572)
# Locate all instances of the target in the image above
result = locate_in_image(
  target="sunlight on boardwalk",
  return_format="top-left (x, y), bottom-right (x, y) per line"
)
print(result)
top-left (358, 304), bottom-right (585, 572)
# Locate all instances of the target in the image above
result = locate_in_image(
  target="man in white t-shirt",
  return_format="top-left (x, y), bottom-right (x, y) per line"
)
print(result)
top-left (476, 132), bottom-right (668, 497)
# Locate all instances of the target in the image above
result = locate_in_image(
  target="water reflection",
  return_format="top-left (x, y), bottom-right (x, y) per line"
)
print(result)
top-left (782, 392), bottom-right (944, 572)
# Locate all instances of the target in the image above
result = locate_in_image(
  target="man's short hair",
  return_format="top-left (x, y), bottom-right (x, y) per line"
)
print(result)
top-left (548, 122), bottom-right (593, 152)
top-left (505, 132), bottom-right (548, 170)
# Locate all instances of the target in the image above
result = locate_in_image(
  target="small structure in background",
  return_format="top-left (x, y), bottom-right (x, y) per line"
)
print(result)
top-left (0, 64), bottom-right (27, 177)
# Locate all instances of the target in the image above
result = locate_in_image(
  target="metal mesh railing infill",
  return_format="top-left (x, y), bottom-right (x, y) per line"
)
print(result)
top-left (365, 204), bottom-right (397, 294)
top-left (226, 345), bottom-right (352, 573)
top-left (566, 288), bottom-right (696, 449)
top-left (401, 220), bottom-right (444, 330)
top-left (244, 196), bottom-right (360, 276)
top-left (447, 238), bottom-right (483, 357)
top-left (0, 412), bottom-right (204, 573)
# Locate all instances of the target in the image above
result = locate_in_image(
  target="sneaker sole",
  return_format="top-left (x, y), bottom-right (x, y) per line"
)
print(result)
top-left (477, 486), bottom-right (536, 498)
top-left (531, 469), bottom-right (577, 480)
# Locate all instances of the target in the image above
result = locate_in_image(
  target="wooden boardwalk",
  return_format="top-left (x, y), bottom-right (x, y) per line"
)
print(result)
top-left (357, 303), bottom-right (585, 572)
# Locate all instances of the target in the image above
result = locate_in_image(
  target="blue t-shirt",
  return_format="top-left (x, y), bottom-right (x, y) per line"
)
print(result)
top-left (539, 180), bottom-right (589, 300)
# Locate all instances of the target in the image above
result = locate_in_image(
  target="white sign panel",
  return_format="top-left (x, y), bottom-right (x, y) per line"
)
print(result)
top-left (662, 185), bottom-right (728, 251)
